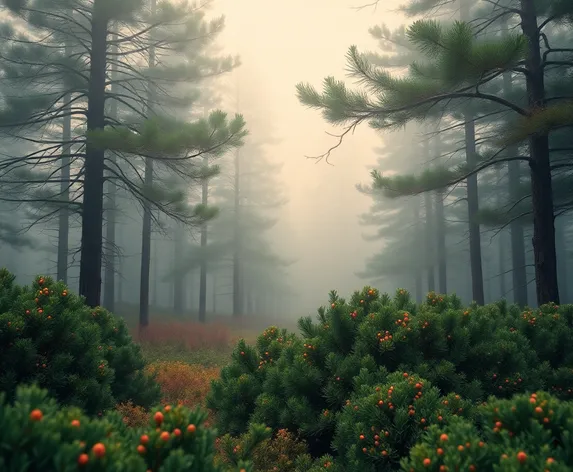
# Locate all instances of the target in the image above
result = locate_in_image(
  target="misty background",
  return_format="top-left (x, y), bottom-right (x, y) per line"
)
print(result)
top-left (0, 0), bottom-right (555, 322)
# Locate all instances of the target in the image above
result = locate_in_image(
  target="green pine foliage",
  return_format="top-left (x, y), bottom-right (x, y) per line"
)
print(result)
top-left (208, 286), bottom-right (573, 468)
top-left (0, 383), bottom-right (258, 472)
top-left (403, 391), bottom-right (573, 471)
top-left (0, 269), bottom-right (160, 415)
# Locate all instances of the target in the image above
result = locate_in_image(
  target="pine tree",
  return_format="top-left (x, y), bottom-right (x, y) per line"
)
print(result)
top-left (297, 0), bottom-right (573, 305)
top-left (0, 0), bottom-right (246, 308)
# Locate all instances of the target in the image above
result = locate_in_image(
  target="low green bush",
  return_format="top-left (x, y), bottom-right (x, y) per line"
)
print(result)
top-left (0, 269), bottom-right (160, 414)
top-left (403, 391), bottom-right (573, 471)
top-left (0, 384), bottom-right (263, 472)
top-left (208, 286), bottom-right (573, 465)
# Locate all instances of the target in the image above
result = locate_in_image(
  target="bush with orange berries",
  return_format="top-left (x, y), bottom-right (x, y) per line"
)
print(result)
top-left (403, 391), bottom-right (573, 471)
top-left (332, 372), bottom-right (474, 471)
top-left (217, 427), bottom-right (311, 472)
top-left (0, 384), bottom-right (261, 472)
top-left (0, 270), bottom-right (160, 415)
top-left (209, 285), bottom-right (573, 465)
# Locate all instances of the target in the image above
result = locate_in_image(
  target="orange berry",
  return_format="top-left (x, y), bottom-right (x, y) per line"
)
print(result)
top-left (436, 448), bottom-right (444, 455)
top-left (423, 458), bottom-right (431, 467)
top-left (29, 409), bottom-right (43, 421)
top-left (173, 428), bottom-right (182, 437)
top-left (78, 453), bottom-right (89, 466)
top-left (137, 444), bottom-right (146, 454)
top-left (154, 411), bottom-right (164, 425)
top-left (457, 445), bottom-right (464, 451)
top-left (160, 431), bottom-right (170, 441)
top-left (517, 451), bottom-right (527, 464)
top-left (359, 434), bottom-right (365, 440)
top-left (547, 458), bottom-right (555, 464)
top-left (469, 466), bottom-right (476, 472)
top-left (187, 424), bottom-right (196, 433)
top-left (164, 405), bottom-right (171, 412)
top-left (403, 372), bottom-right (409, 378)
top-left (92, 443), bottom-right (106, 458)
top-left (440, 434), bottom-right (449, 442)
top-left (140, 434), bottom-right (149, 444)
top-left (71, 419), bottom-right (80, 427)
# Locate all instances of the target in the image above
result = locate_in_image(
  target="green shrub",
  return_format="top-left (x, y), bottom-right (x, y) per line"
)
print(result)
top-left (333, 372), bottom-right (474, 471)
top-left (403, 391), bottom-right (573, 471)
top-left (208, 286), bottom-right (573, 463)
top-left (217, 427), bottom-right (311, 472)
top-left (0, 269), bottom-right (160, 414)
top-left (0, 384), bottom-right (261, 472)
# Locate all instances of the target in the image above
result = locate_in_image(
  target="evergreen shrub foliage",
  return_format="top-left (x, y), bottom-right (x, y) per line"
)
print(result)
top-left (208, 286), bottom-right (573, 467)
top-left (403, 391), bottom-right (573, 471)
top-left (0, 384), bottom-right (260, 472)
top-left (0, 269), bottom-right (160, 415)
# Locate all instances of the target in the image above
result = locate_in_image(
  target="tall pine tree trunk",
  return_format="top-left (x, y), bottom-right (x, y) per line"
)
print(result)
top-left (57, 21), bottom-right (73, 284)
top-left (57, 95), bottom-right (71, 283)
top-left (103, 26), bottom-right (118, 312)
top-left (520, 0), bottom-right (559, 304)
top-left (464, 117), bottom-right (485, 304)
top-left (198, 155), bottom-right (208, 322)
top-left (496, 169), bottom-right (508, 299)
top-left (501, 19), bottom-right (528, 307)
top-left (79, 3), bottom-right (108, 307)
top-left (459, 0), bottom-right (485, 305)
top-left (435, 191), bottom-right (447, 293)
top-left (233, 147), bottom-right (242, 317)
top-left (433, 133), bottom-right (447, 293)
top-left (138, 0), bottom-right (157, 328)
top-left (173, 224), bottom-right (185, 313)
top-left (424, 191), bottom-right (435, 292)
top-left (555, 216), bottom-right (568, 302)
top-left (413, 196), bottom-right (423, 302)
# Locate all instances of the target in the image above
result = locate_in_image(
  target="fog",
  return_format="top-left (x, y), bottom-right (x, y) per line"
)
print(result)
top-left (0, 0), bottom-right (571, 328)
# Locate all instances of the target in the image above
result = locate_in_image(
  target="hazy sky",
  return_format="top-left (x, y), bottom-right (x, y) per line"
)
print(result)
top-left (213, 0), bottom-right (406, 313)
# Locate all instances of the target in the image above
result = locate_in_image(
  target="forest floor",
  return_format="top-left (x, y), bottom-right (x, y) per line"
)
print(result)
top-left (113, 306), bottom-right (300, 413)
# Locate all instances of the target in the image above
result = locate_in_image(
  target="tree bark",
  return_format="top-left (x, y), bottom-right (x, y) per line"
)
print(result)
top-left (173, 224), bottom-right (185, 313)
top-left (501, 20), bottom-right (528, 307)
top-left (78, 4), bottom-right (108, 307)
top-left (198, 156), bottom-right (208, 322)
top-left (464, 117), bottom-right (485, 305)
top-left (435, 191), bottom-right (447, 293)
top-left (138, 0), bottom-right (157, 328)
top-left (555, 216), bottom-right (568, 302)
top-left (520, 0), bottom-right (559, 305)
top-left (57, 95), bottom-right (71, 283)
top-left (424, 190), bottom-right (435, 292)
top-left (413, 196), bottom-right (423, 302)
top-left (233, 147), bottom-right (242, 316)
top-left (102, 26), bottom-right (118, 312)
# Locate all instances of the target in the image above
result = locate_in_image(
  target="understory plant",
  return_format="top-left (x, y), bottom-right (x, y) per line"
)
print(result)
top-left (0, 384), bottom-right (264, 472)
top-left (0, 269), bottom-right (160, 415)
top-left (208, 286), bottom-right (573, 469)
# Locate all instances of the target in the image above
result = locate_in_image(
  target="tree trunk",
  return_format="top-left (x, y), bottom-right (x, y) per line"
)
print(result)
top-left (464, 117), bottom-right (485, 305)
top-left (555, 216), bottom-right (568, 302)
top-left (138, 0), bottom-right (157, 328)
top-left (520, 0), bottom-right (559, 305)
top-left (57, 96), bottom-right (71, 283)
top-left (501, 20), bottom-right (528, 307)
top-left (233, 148), bottom-right (242, 317)
top-left (424, 190), bottom-right (435, 292)
top-left (102, 26), bottom-right (118, 312)
top-left (435, 191), bottom-right (447, 293)
top-left (413, 196), bottom-right (423, 302)
top-left (173, 224), bottom-right (185, 313)
top-left (198, 155), bottom-right (209, 323)
top-left (78, 5), bottom-right (108, 307)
